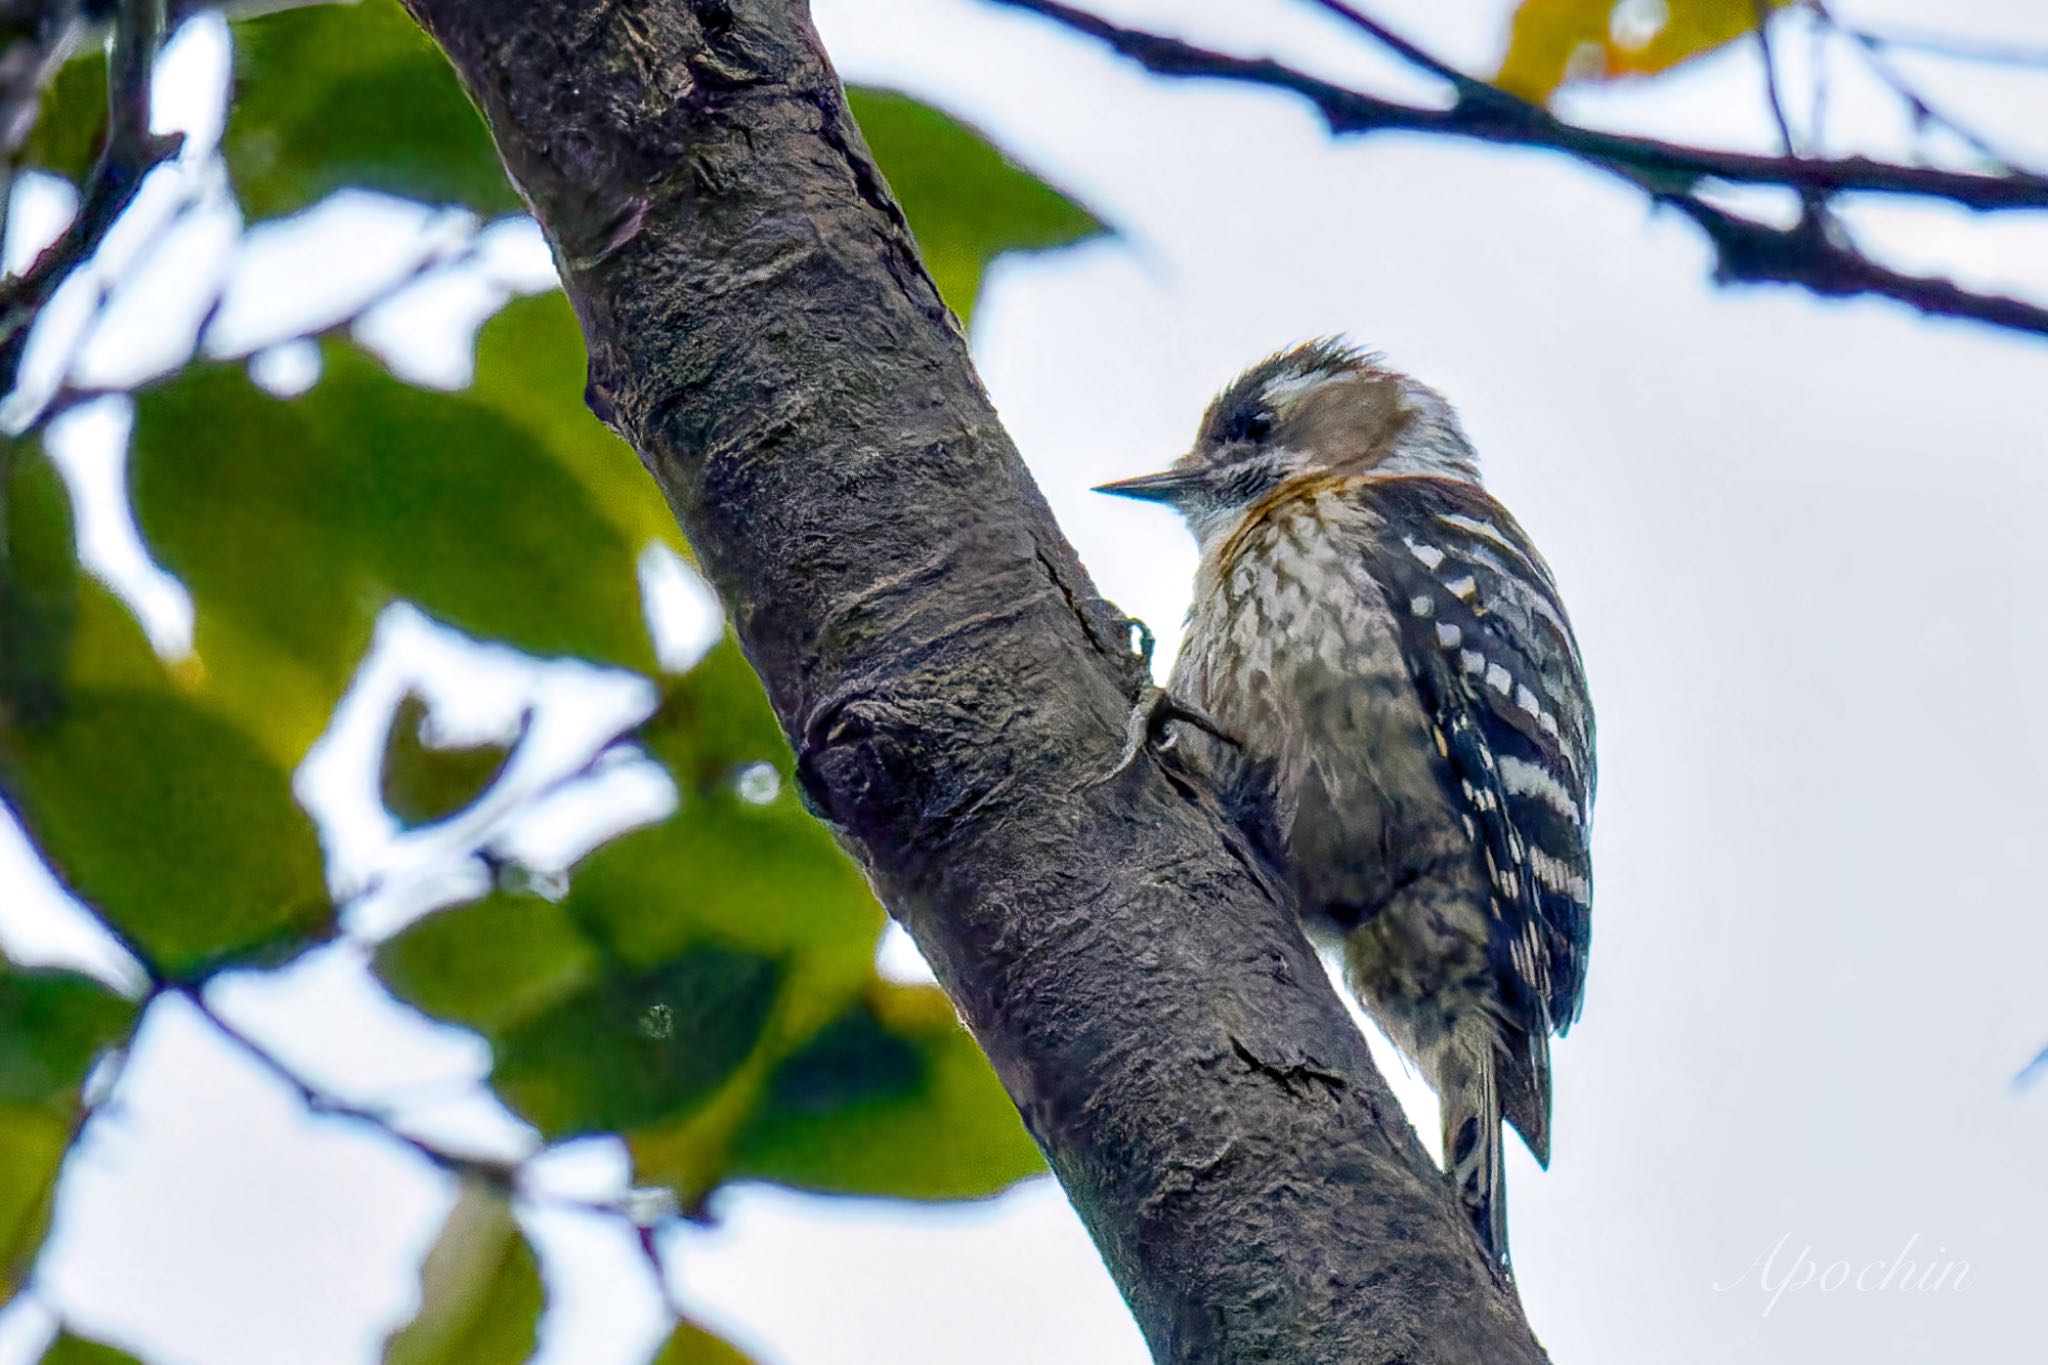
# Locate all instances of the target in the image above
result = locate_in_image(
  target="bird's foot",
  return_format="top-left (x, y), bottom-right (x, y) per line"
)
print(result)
top-left (1094, 684), bottom-right (1240, 786)
top-left (1128, 617), bottom-right (1157, 673)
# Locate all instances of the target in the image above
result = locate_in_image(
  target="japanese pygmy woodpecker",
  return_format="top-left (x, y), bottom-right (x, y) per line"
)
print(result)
top-left (1096, 341), bottom-right (1595, 1267)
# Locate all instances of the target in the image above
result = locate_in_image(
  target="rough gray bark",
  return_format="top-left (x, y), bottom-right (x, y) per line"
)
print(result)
top-left (397, 0), bottom-right (1551, 1359)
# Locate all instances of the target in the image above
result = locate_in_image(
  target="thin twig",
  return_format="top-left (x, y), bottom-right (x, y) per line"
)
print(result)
top-left (178, 982), bottom-right (531, 1190)
top-left (1840, 29), bottom-right (2016, 170)
top-left (121, 978), bottom-right (700, 1341)
top-left (1753, 0), bottom-right (1833, 235)
top-left (2016, 1040), bottom-right (2048, 1091)
top-left (1842, 24), bottom-right (2048, 70)
top-left (1810, 11), bottom-right (1832, 152)
top-left (1304, 0), bottom-right (1476, 93)
top-left (25, 226), bottom-right (491, 431)
top-left (0, 157), bottom-right (16, 275)
top-left (192, 218), bottom-right (487, 362)
top-left (0, 0), bottom-right (182, 395)
top-left (1753, 1), bottom-right (1798, 158)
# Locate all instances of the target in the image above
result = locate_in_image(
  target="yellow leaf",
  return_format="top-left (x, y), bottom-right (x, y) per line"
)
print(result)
top-left (1496, 0), bottom-right (1794, 103)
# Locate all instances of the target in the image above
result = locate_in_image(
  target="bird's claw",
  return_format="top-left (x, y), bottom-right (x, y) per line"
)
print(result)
top-left (1093, 684), bottom-right (1240, 786)
top-left (1128, 617), bottom-right (1157, 672)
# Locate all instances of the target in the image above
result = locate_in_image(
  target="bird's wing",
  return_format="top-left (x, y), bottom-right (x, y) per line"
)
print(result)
top-left (1350, 473), bottom-right (1596, 1038)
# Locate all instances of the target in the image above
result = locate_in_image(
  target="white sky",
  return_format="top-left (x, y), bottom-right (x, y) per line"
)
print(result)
top-left (3, 1), bottom-right (2046, 1362)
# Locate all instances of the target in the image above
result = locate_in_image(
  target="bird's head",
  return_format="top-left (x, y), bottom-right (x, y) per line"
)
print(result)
top-left (1094, 339), bottom-right (1477, 548)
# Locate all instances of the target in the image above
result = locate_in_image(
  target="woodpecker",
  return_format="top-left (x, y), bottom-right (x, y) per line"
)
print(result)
top-left (1095, 340), bottom-right (1594, 1267)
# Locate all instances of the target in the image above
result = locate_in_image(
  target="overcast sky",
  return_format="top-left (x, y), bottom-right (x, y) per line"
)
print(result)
top-left (3, 0), bottom-right (2046, 1362)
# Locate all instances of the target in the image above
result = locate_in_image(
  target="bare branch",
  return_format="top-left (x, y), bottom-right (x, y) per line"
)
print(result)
top-left (994, 0), bottom-right (2048, 211)
top-left (1753, 1), bottom-right (1798, 159)
top-left (0, 0), bottom-right (183, 396)
top-left (1663, 193), bottom-right (2048, 335)
top-left (1837, 23), bottom-right (2048, 70)
top-left (992, 0), bottom-right (2048, 338)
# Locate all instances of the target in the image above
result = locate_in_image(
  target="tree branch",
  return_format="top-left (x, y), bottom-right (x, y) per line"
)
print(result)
top-left (395, 0), bottom-right (1547, 1358)
top-left (997, 0), bottom-right (2048, 211)
top-left (992, 0), bottom-right (2048, 339)
top-left (0, 0), bottom-right (182, 397)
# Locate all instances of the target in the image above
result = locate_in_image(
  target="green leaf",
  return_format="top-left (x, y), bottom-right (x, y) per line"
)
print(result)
top-left (568, 640), bottom-right (882, 984)
top-left (490, 945), bottom-right (782, 1138)
top-left (848, 87), bottom-right (1107, 327)
top-left (382, 1184), bottom-right (542, 1365)
top-left (470, 294), bottom-right (686, 560)
top-left (19, 51), bottom-right (108, 184)
top-left (2, 442), bottom-right (82, 725)
top-left (637, 636), bottom-right (791, 787)
top-left (226, 0), bottom-right (521, 218)
top-left (0, 964), bottom-right (136, 1304)
top-left (2, 438), bottom-right (188, 711)
top-left (37, 1331), bottom-right (145, 1365)
top-left (379, 693), bottom-right (522, 827)
top-left (1, 687), bottom-right (334, 975)
top-left (0, 969), bottom-right (136, 1105)
top-left (729, 984), bottom-right (1043, 1200)
top-left (650, 1322), bottom-right (758, 1365)
top-left (2, 445), bottom-right (317, 979)
top-left (128, 344), bottom-right (655, 760)
top-left (0, 1106), bottom-right (70, 1303)
top-left (375, 892), bottom-right (600, 1036)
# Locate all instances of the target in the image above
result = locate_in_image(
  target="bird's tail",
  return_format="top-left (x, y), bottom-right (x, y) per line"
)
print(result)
top-left (1439, 1041), bottom-right (1509, 1268)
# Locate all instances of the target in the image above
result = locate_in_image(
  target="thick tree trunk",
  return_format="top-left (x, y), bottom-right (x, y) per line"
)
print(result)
top-left (398, 0), bottom-right (1550, 1359)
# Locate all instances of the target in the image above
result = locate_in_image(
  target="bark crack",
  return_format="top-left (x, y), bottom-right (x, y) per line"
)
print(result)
top-left (1230, 1034), bottom-right (1350, 1102)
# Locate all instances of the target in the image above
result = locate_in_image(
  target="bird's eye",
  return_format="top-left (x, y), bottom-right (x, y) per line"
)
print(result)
top-left (1242, 410), bottom-right (1275, 442)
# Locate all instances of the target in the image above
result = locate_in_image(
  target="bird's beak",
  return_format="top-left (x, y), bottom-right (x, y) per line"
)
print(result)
top-left (1091, 468), bottom-right (1202, 505)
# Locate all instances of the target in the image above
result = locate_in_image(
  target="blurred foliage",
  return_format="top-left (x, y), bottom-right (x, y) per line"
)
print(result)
top-left (729, 984), bottom-right (1046, 1200)
top-left (847, 88), bottom-right (1107, 325)
top-left (1496, 0), bottom-right (1794, 102)
top-left (0, 964), bottom-right (136, 1302)
top-left (1, 449), bottom-right (333, 976)
top-left (375, 640), bottom-right (1041, 1203)
top-left (471, 293), bottom-right (689, 556)
top-left (224, 1), bottom-right (1103, 324)
top-left (19, 50), bottom-right (106, 183)
top-left (226, 0), bottom-right (524, 219)
top-left (34, 1332), bottom-right (145, 1365)
top-left (0, 0), bottom-right (1116, 1351)
top-left (651, 1323), bottom-right (759, 1365)
top-left (381, 1185), bottom-right (543, 1365)
top-left (127, 343), bottom-right (659, 762)
top-left (5, 687), bottom-right (333, 973)
top-left (378, 692), bottom-right (523, 828)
